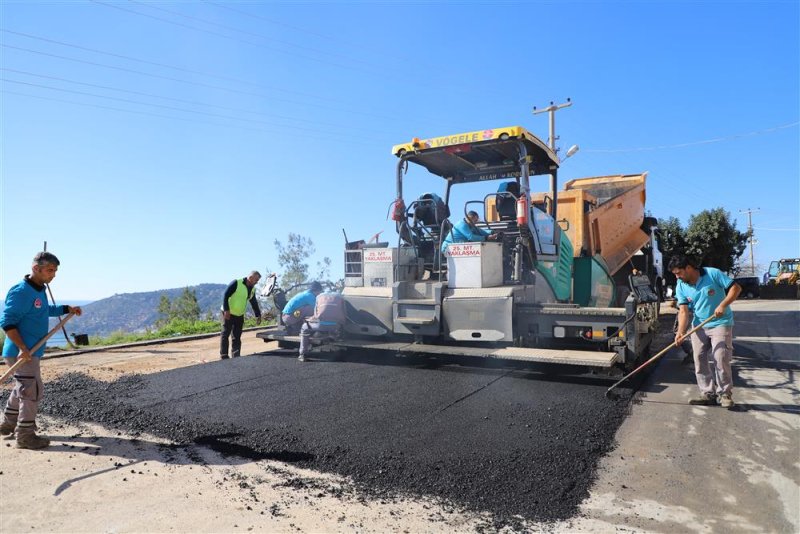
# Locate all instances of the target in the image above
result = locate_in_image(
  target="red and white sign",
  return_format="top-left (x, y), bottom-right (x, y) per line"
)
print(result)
top-left (364, 249), bottom-right (393, 263)
top-left (448, 244), bottom-right (482, 257)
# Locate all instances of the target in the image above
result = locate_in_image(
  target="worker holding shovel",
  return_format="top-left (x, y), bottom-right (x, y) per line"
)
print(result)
top-left (1, 252), bottom-right (83, 449)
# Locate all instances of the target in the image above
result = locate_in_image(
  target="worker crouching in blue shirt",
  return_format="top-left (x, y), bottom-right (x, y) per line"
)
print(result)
top-left (281, 281), bottom-right (324, 337)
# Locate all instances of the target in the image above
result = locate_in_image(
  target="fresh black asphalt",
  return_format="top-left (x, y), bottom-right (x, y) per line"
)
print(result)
top-left (22, 349), bottom-right (640, 528)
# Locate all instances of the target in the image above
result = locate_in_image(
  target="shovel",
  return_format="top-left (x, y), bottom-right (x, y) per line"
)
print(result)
top-left (0, 313), bottom-right (75, 383)
top-left (605, 315), bottom-right (715, 399)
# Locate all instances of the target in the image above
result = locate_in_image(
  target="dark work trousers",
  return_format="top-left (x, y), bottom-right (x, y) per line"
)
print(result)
top-left (220, 314), bottom-right (245, 358)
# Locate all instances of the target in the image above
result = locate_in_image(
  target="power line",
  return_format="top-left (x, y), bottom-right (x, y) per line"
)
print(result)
top-left (0, 88), bottom-right (260, 130)
top-left (0, 67), bottom-right (393, 135)
top-left (204, 0), bottom-right (370, 52)
top-left (0, 89), bottom-right (377, 146)
top-left (201, 0), bottom-right (476, 90)
top-left (92, 1), bottom-right (474, 101)
top-left (1, 43), bottom-right (410, 123)
top-left (0, 28), bottom-right (346, 105)
top-left (0, 77), bottom-right (378, 139)
top-left (92, 0), bottom-right (410, 84)
top-left (583, 122), bottom-right (799, 153)
top-left (129, 0), bottom-right (386, 71)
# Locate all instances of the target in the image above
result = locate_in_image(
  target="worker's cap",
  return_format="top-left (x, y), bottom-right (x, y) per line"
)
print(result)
top-left (310, 281), bottom-right (323, 292)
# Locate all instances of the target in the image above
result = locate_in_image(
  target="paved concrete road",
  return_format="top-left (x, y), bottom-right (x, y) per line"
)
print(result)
top-left (565, 299), bottom-right (799, 533)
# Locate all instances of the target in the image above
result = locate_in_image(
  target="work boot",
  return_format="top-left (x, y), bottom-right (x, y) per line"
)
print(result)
top-left (0, 420), bottom-right (16, 439)
top-left (0, 410), bottom-right (17, 439)
top-left (16, 427), bottom-right (50, 450)
top-left (719, 393), bottom-right (735, 409)
top-left (688, 393), bottom-right (718, 406)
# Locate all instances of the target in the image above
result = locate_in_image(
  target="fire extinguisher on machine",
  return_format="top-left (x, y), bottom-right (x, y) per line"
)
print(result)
top-left (391, 198), bottom-right (406, 222)
top-left (516, 194), bottom-right (528, 226)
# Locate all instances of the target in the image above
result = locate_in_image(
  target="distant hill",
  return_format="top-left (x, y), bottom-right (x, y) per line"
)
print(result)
top-left (54, 284), bottom-right (229, 337)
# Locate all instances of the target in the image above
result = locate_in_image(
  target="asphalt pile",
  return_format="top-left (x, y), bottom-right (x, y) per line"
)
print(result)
top-left (6, 354), bottom-right (638, 528)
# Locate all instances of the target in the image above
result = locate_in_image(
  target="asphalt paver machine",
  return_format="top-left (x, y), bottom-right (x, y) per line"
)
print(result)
top-left (260, 126), bottom-right (661, 370)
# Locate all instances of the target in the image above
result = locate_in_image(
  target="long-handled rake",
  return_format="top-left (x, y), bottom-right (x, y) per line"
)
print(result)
top-left (605, 315), bottom-right (714, 399)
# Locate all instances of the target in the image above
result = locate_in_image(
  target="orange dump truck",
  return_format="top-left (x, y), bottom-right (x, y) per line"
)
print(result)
top-left (489, 172), bottom-right (663, 302)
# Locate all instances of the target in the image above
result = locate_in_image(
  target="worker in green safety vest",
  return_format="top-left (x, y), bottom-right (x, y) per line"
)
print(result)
top-left (220, 270), bottom-right (263, 359)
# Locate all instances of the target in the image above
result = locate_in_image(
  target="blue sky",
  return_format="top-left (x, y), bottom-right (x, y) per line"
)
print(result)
top-left (1, 0), bottom-right (798, 301)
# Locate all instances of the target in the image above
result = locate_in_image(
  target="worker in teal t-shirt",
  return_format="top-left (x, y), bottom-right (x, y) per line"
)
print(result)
top-left (671, 255), bottom-right (741, 409)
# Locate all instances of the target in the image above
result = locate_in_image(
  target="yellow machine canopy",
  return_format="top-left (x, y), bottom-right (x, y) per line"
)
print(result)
top-left (392, 126), bottom-right (560, 184)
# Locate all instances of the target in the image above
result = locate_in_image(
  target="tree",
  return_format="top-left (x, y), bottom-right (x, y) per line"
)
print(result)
top-left (273, 233), bottom-right (335, 294)
top-left (657, 216), bottom-right (687, 288)
top-left (657, 216), bottom-right (687, 260)
top-left (172, 287), bottom-right (201, 321)
top-left (274, 233), bottom-right (315, 290)
top-left (315, 256), bottom-right (332, 283)
top-left (156, 288), bottom-right (201, 325)
top-left (684, 208), bottom-right (749, 274)
top-left (156, 294), bottom-right (172, 327)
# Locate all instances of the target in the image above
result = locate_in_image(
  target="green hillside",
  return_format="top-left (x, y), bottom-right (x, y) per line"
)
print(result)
top-left (58, 284), bottom-right (231, 337)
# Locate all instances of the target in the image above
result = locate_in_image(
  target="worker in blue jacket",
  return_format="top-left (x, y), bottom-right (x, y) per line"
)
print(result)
top-left (281, 281), bottom-right (323, 335)
top-left (1, 252), bottom-right (83, 449)
top-left (441, 210), bottom-right (501, 255)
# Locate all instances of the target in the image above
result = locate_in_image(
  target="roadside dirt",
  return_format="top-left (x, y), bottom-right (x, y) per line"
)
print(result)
top-left (39, 334), bottom-right (272, 383)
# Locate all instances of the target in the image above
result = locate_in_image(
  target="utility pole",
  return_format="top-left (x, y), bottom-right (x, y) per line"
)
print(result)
top-left (532, 98), bottom-right (573, 152)
top-left (532, 98), bottom-right (572, 220)
top-left (739, 208), bottom-right (760, 276)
